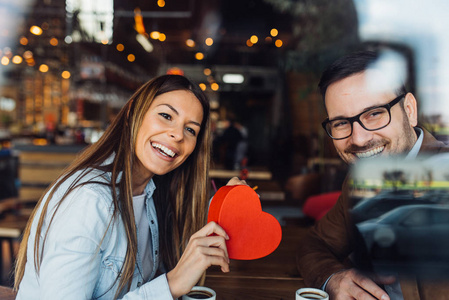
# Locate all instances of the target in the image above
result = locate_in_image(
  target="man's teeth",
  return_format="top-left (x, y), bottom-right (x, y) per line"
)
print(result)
top-left (355, 146), bottom-right (384, 159)
top-left (152, 143), bottom-right (176, 157)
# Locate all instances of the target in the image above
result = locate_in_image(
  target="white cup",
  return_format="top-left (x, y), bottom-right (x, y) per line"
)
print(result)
top-left (182, 286), bottom-right (216, 300)
top-left (295, 288), bottom-right (329, 300)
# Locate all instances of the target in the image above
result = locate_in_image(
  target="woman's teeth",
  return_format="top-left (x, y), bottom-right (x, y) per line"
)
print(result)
top-left (355, 146), bottom-right (384, 158)
top-left (152, 143), bottom-right (176, 157)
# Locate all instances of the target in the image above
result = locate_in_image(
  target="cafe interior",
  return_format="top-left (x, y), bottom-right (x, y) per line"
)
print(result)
top-left (0, 0), bottom-right (449, 298)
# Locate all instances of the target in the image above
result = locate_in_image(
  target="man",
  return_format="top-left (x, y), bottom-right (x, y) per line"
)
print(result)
top-left (296, 50), bottom-right (449, 299)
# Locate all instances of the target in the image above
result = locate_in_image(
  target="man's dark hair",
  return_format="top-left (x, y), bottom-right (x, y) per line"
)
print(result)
top-left (318, 50), bottom-right (408, 103)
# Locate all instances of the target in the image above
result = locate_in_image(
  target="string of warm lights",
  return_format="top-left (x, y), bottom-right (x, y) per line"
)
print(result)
top-left (129, 4), bottom-right (285, 67)
top-left (0, 24), bottom-right (71, 79)
top-left (4, 7), bottom-right (285, 91)
top-left (246, 28), bottom-right (283, 48)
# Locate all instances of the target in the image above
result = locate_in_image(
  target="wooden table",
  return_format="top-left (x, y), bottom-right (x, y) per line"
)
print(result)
top-left (209, 169), bottom-right (272, 180)
top-left (209, 169), bottom-right (286, 202)
top-left (205, 226), bottom-right (449, 300)
top-left (205, 226), bottom-right (308, 299)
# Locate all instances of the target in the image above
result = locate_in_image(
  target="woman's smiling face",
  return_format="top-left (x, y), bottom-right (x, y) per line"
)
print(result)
top-left (134, 90), bottom-right (204, 181)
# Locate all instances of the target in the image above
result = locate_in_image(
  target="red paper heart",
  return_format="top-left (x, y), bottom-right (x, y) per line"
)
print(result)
top-left (208, 185), bottom-right (282, 260)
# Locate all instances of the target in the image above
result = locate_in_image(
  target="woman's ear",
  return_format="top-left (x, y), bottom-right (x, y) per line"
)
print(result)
top-left (404, 93), bottom-right (418, 127)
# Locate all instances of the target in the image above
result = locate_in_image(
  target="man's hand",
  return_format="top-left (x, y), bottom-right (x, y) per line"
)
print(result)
top-left (326, 269), bottom-right (396, 300)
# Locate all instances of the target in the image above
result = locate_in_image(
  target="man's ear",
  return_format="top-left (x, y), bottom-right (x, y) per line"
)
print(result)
top-left (404, 93), bottom-right (418, 127)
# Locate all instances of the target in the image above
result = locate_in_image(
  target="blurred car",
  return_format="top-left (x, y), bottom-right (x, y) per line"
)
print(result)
top-left (351, 190), bottom-right (431, 223)
top-left (419, 189), bottom-right (449, 205)
top-left (357, 204), bottom-right (449, 264)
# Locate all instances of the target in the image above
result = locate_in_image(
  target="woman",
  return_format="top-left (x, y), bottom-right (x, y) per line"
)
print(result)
top-left (14, 75), bottom-right (231, 299)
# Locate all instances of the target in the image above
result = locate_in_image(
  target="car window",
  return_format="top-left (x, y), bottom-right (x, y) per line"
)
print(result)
top-left (368, 199), bottom-right (420, 216)
top-left (431, 209), bottom-right (449, 225)
top-left (401, 209), bottom-right (430, 227)
top-left (367, 200), bottom-right (397, 215)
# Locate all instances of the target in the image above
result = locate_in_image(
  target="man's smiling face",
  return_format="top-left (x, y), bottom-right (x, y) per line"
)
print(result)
top-left (325, 71), bottom-right (418, 165)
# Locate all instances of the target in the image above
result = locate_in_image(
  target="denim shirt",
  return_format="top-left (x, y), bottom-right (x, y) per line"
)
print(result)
top-left (16, 167), bottom-right (173, 299)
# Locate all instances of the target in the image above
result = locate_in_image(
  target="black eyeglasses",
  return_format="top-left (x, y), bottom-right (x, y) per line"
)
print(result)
top-left (322, 94), bottom-right (406, 140)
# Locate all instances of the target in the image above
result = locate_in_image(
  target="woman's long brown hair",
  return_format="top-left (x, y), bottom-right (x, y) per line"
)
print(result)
top-left (14, 75), bottom-right (211, 298)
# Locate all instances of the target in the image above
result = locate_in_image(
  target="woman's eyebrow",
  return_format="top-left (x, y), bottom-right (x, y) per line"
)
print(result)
top-left (158, 103), bottom-right (179, 115)
top-left (158, 103), bottom-right (201, 127)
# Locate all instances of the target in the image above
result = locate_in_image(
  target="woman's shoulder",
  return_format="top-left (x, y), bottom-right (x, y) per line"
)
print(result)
top-left (40, 168), bottom-right (119, 233)
top-left (51, 167), bottom-right (116, 209)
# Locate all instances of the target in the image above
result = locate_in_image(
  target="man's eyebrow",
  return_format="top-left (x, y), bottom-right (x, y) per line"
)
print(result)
top-left (158, 103), bottom-right (201, 127)
top-left (329, 104), bottom-right (383, 121)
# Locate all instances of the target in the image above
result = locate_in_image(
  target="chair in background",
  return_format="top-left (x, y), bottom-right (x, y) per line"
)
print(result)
top-left (0, 197), bottom-right (30, 286)
top-left (302, 191), bottom-right (341, 221)
top-left (281, 173), bottom-right (322, 226)
top-left (0, 285), bottom-right (16, 299)
top-left (284, 173), bottom-right (322, 207)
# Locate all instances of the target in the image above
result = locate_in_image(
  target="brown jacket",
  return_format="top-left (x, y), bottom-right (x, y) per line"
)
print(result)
top-left (296, 128), bottom-right (449, 299)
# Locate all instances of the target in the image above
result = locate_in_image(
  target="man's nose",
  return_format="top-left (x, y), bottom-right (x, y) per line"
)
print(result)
top-left (350, 121), bottom-right (373, 146)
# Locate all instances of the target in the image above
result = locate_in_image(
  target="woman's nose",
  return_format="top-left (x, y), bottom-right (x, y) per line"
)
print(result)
top-left (168, 125), bottom-right (183, 141)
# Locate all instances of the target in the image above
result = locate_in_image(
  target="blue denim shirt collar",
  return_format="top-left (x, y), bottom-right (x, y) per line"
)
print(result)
top-left (144, 177), bottom-right (156, 198)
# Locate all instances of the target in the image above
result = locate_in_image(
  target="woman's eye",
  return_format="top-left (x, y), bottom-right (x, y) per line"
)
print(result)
top-left (186, 127), bottom-right (197, 136)
top-left (159, 113), bottom-right (171, 120)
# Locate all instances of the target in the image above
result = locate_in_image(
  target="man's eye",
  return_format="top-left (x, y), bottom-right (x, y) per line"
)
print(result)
top-left (159, 113), bottom-right (171, 120)
top-left (186, 127), bottom-right (197, 136)
top-left (368, 110), bottom-right (385, 118)
top-left (332, 120), bottom-right (349, 128)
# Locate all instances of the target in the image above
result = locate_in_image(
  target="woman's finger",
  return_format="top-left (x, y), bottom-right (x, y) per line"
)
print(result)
top-left (196, 235), bottom-right (228, 249)
top-left (191, 221), bottom-right (229, 240)
top-left (226, 176), bottom-right (248, 186)
top-left (205, 253), bottom-right (230, 273)
top-left (198, 244), bottom-right (230, 264)
top-left (190, 244), bottom-right (230, 272)
top-left (189, 235), bottom-right (229, 261)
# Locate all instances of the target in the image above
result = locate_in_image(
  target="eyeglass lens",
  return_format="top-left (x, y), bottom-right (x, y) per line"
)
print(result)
top-left (327, 107), bottom-right (390, 139)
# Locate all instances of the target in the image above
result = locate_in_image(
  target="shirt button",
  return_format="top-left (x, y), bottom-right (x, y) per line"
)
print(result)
top-left (155, 250), bottom-right (158, 255)
top-left (137, 282), bottom-right (142, 287)
top-left (150, 220), bottom-right (154, 224)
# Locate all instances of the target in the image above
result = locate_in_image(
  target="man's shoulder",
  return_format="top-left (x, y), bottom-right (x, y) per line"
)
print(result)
top-left (419, 127), bottom-right (449, 154)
